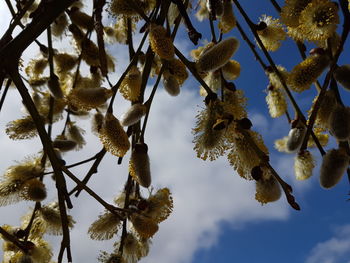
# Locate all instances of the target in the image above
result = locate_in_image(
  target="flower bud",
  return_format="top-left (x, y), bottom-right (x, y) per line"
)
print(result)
top-left (334, 65), bottom-right (350, 90)
top-left (196, 37), bottom-right (239, 73)
top-left (328, 105), bottom-right (350, 141)
top-left (218, 0), bottom-right (236, 33)
top-left (120, 104), bottom-right (147, 127)
top-left (294, 150), bottom-right (315, 180)
top-left (52, 138), bottom-right (77, 152)
top-left (320, 148), bottom-right (349, 189)
top-left (129, 143), bottom-right (151, 188)
top-left (286, 124), bottom-right (306, 152)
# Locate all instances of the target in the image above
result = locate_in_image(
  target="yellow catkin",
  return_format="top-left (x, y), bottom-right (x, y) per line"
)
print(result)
top-left (266, 65), bottom-right (289, 90)
top-left (298, 0), bottom-right (339, 41)
top-left (218, 1), bottom-right (236, 33)
top-left (196, 37), bottom-right (239, 73)
top-left (68, 8), bottom-right (94, 30)
top-left (255, 177), bottom-right (281, 204)
top-left (51, 13), bottom-right (68, 37)
top-left (320, 148), bottom-right (350, 189)
top-left (274, 136), bottom-right (289, 152)
top-left (129, 143), bottom-right (151, 188)
top-left (162, 71), bottom-right (180, 96)
top-left (280, 0), bottom-right (312, 27)
top-left (294, 150), bottom-right (315, 180)
top-left (120, 104), bottom-right (147, 127)
top-left (120, 65), bottom-right (142, 101)
top-left (256, 15), bottom-right (286, 52)
top-left (164, 58), bottom-right (189, 85)
top-left (21, 179), bottom-right (47, 202)
top-left (222, 60), bottom-right (241, 80)
top-left (68, 87), bottom-right (113, 110)
top-left (265, 86), bottom-right (287, 118)
top-left (99, 113), bottom-right (130, 157)
top-left (6, 116), bottom-right (38, 140)
top-left (130, 214), bottom-right (159, 239)
top-left (144, 188), bottom-right (173, 223)
top-left (288, 52), bottom-right (329, 92)
top-left (108, 0), bottom-right (151, 17)
top-left (88, 211), bottom-right (121, 240)
top-left (53, 53), bottom-right (78, 75)
top-left (149, 24), bottom-right (174, 60)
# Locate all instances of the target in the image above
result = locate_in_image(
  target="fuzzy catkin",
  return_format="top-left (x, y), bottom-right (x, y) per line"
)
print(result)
top-left (294, 150), bottom-right (315, 180)
top-left (328, 105), bottom-right (350, 141)
top-left (286, 126), bottom-right (306, 152)
top-left (129, 143), bottom-right (151, 188)
top-left (149, 24), bottom-right (174, 60)
top-left (334, 65), bottom-right (350, 90)
top-left (120, 104), bottom-right (147, 127)
top-left (255, 177), bottom-right (281, 204)
top-left (162, 71), bottom-right (180, 96)
top-left (196, 37), bottom-right (239, 73)
top-left (320, 149), bottom-right (349, 189)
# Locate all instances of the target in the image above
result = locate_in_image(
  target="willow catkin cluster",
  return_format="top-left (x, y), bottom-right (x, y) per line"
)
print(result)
top-left (320, 148), bottom-right (350, 189)
top-left (281, 0), bottom-right (312, 27)
top-left (99, 113), bottom-right (130, 157)
top-left (256, 15), bottom-right (286, 52)
top-left (129, 143), bottom-right (152, 188)
top-left (294, 150), bottom-right (315, 180)
top-left (196, 37), bottom-right (239, 73)
top-left (149, 24), bottom-right (174, 60)
top-left (288, 49), bottom-right (329, 92)
top-left (328, 105), bottom-right (350, 141)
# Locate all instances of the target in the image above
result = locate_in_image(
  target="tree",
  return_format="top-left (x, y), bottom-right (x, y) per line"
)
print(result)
top-left (0, 0), bottom-right (349, 262)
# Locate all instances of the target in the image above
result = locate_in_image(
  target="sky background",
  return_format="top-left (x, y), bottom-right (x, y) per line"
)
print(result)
top-left (0, 1), bottom-right (350, 263)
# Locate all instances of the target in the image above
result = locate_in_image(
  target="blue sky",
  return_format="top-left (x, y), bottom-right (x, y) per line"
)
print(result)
top-left (0, 1), bottom-right (350, 263)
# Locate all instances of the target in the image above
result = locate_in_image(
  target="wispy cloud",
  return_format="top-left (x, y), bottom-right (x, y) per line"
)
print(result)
top-left (306, 224), bottom-right (350, 263)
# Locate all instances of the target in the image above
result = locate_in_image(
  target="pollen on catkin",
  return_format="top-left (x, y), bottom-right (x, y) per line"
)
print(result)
top-left (280, 0), bottom-right (312, 27)
top-left (130, 214), bottom-right (159, 239)
top-left (255, 177), bottom-right (281, 204)
top-left (68, 87), bottom-right (113, 111)
top-left (294, 150), bottom-right (315, 180)
top-left (265, 65), bottom-right (289, 90)
top-left (21, 179), bottom-right (47, 202)
top-left (144, 188), bottom-right (173, 223)
top-left (51, 13), bottom-right (68, 37)
top-left (265, 85), bottom-right (287, 118)
top-left (88, 211), bottom-right (122, 240)
top-left (256, 15), bottom-right (286, 52)
top-left (218, 0), bottom-right (236, 33)
top-left (121, 104), bottom-right (147, 127)
top-left (288, 51), bottom-right (329, 92)
top-left (53, 53), bottom-right (78, 75)
top-left (119, 65), bottom-right (142, 102)
top-left (149, 24), bottom-right (174, 60)
top-left (334, 65), bottom-right (350, 90)
top-left (129, 143), bottom-right (151, 188)
top-left (164, 58), bottom-right (189, 85)
top-left (328, 104), bottom-right (350, 141)
top-left (6, 116), bottom-right (39, 140)
top-left (298, 0), bottom-right (339, 42)
top-left (196, 37), bottom-right (239, 73)
top-left (320, 148), bottom-right (350, 189)
top-left (222, 60), bottom-right (241, 80)
top-left (99, 113), bottom-right (130, 157)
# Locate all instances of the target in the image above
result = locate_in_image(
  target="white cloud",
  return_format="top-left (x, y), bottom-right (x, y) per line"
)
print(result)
top-left (306, 224), bottom-right (350, 263)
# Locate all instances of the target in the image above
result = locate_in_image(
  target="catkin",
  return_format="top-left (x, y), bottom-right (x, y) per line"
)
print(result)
top-left (286, 125), bottom-right (306, 152)
top-left (149, 24), bottom-right (174, 60)
top-left (129, 143), bottom-right (151, 188)
top-left (196, 37), bottom-right (239, 73)
top-left (334, 65), bottom-right (350, 91)
top-left (320, 148), bottom-right (349, 189)
top-left (328, 105), bottom-right (350, 141)
top-left (120, 104), bottom-right (147, 127)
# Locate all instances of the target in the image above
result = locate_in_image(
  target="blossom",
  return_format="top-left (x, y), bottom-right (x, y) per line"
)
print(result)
top-left (256, 15), bottom-right (286, 52)
top-left (294, 150), bottom-right (315, 180)
top-left (265, 85), bottom-right (287, 118)
top-left (255, 177), bottom-right (281, 204)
